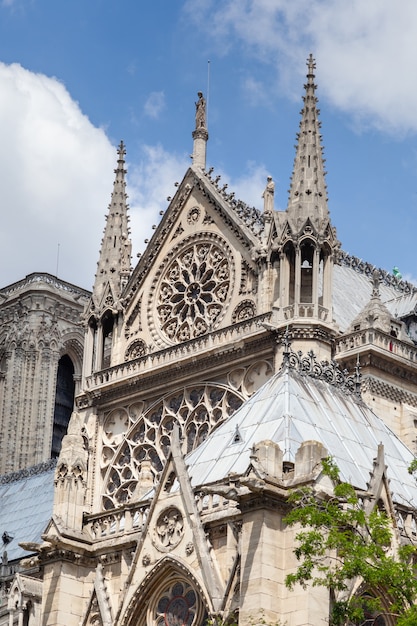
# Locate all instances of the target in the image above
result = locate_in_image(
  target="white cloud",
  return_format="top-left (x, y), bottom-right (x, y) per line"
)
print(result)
top-left (184, 0), bottom-right (417, 135)
top-left (0, 62), bottom-right (115, 289)
top-left (221, 161), bottom-right (274, 211)
top-left (127, 144), bottom-right (190, 256)
top-left (144, 91), bottom-right (166, 119)
top-left (0, 62), bottom-right (220, 292)
top-left (126, 150), bottom-right (277, 264)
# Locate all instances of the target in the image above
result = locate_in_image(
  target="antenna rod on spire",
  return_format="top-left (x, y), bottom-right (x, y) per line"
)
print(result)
top-left (55, 243), bottom-right (60, 277)
top-left (206, 60), bottom-right (210, 130)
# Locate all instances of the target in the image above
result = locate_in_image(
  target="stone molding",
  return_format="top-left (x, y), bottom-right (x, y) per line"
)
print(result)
top-left (362, 376), bottom-right (417, 408)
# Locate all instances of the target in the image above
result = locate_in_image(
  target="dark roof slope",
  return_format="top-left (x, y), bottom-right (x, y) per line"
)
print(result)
top-left (0, 460), bottom-right (55, 562)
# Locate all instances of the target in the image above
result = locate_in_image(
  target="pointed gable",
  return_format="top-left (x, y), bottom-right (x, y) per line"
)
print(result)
top-left (120, 164), bottom-right (264, 355)
top-left (115, 429), bottom-right (224, 622)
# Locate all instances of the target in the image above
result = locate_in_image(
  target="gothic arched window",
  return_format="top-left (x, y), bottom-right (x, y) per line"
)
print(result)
top-left (300, 239), bottom-right (315, 304)
top-left (51, 354), bottom-right (75, 458)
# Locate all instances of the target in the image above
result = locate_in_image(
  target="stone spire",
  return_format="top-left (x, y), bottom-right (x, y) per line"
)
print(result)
top-left (92, 141), bottom-right (132, 309)
top-left (287, 54), bottom-right (329, 226)
top-left (192, 91), bottom-right (209, 170)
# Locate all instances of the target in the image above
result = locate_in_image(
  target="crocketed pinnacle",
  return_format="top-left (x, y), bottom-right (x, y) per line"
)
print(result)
top-left (92, 141), bottom-right (132, 307)
top-left (287, 54), bottom-right (329, 225)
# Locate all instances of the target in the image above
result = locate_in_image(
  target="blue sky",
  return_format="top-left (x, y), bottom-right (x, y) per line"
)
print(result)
top-left (1, 0), bottom-right (417, 289)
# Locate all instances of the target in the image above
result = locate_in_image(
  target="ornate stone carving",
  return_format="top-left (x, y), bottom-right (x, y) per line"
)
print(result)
top-left (202, 169), bottom-right (265, 239)
top-left (282, 334), bottom-right (362, 398)
top-left (187, 206), bottom-right (200, 225)
top-left (232, 300), bottom-right (256, 324)
top-left (153, 507), bottom-right (184, 551)
top-left (101, 383), bottom-right (244, 509)
top-left (239, 259), bottom-right (257, 295)
top-left (154, 237), bottom-right (233, 343)
top-left (124, 339), bottom-right (147, 361)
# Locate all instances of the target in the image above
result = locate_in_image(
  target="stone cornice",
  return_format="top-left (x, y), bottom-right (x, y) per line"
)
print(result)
top-left (273, 322), bottom-right (336, 347)
top-left (78, 330), bottom-right (274, 408)
top-left (240, 492), bottom-right (289, 515)
top-left (79, 314), bottom-right (273, 405)
top-left (362, 376), bottom-right (417, 408)
top-left (0, 272), bottom-right (91, 300)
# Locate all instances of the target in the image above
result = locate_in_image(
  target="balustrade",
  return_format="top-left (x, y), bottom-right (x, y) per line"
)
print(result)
top-left (85, 314), bottom-right (271, 390)
top-left (335, 328), bottom-right (417, 363)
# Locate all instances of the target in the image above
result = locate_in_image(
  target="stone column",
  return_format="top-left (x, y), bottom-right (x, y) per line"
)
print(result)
top-left (294, 246), bottom-right (301, 317)
top-left (312, 245), bottom-right (320, 316)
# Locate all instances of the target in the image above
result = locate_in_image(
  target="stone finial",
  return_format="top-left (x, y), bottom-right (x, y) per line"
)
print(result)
top-left (131, 460), bottom-right (155, 500)
top-left (371, 268), bottom-right (381, 298)
top-left (286, 54), bottom-right (330, 226)
top-left (307, 52), bottom-right (316, 76)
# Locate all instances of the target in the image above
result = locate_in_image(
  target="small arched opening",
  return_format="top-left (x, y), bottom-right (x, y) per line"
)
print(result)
top-left (101, 310), bottom-right (114, 369)
top-left (284, 242), bottom-right (295, 305)
top-left (300, 239), bottom-right (315, 303)
top-left (51, 354), bottom-right (75, 458)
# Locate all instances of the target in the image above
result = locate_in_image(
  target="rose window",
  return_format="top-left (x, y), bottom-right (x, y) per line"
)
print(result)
top-left (156, 241), bottom-right (231, 342)
top-left (153, 581), bottom-right (205, 626)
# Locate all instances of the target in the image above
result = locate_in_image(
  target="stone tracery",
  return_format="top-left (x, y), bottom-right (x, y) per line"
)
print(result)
top-left (153, 580), bottom-right (201, 626)
top-left (101, 383), bottom-right (244, 509)
top-left (153, 237), bottom-right (233, 343)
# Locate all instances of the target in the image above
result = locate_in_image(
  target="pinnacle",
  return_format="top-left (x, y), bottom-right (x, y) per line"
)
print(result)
top-left (91, 142), bottom-right (132, 309)
top-left (286, 54), bottom-right (330, 228)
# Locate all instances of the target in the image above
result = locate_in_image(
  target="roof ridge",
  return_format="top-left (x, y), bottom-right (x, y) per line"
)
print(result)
top-left (336, 250), bottom-right (416, 294)
top-left (201, 168), bottom-right (265, 237)
top-left (0, 458), bottom-right (56, 484)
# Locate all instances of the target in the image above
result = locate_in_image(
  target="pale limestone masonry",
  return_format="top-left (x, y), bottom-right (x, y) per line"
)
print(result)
top-left (3, 55), bottom-right (417, 626)
top-left (0, 273), bottom-right (89, 474)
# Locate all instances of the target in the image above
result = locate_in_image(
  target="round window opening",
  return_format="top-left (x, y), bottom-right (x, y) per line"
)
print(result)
top-left (154, 581), bottom-right (203, 626)
top-left (155, 240), bottom-right (231, 342)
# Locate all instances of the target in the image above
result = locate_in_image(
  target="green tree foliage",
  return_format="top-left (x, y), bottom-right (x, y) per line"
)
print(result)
top-left (284, 457), bottom-right (417, 625)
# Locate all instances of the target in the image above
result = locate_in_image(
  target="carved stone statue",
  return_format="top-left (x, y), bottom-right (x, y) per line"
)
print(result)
top-left (195, 92), bottom-right (206, 129)
top-left (262, 176), bottom-right (275, 213)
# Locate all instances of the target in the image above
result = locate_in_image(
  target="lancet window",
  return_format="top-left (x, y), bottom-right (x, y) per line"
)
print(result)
top-left (51, 354), bottom-right (75, 458)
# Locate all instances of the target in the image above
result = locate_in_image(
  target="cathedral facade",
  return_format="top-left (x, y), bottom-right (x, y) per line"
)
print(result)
top-left (2, 56), bottom-right (417, 626)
